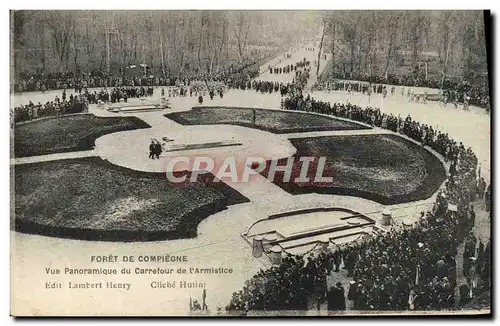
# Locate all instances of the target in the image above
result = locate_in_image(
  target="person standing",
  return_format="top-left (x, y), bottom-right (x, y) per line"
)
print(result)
top-left (463, 236), bottom-right (476, 277)
top-left (333, 249), bottom-right (342, 272)
top-left (437, 258), bottom-right (448, 279)
top-left (463, 94), bottom-right (470, 110)
top-left (477, 177), bottom-right (486, 199)
top-left (476, 241), bottom-right (485, 275)
top-left (347, 281), bottom-right (359, 307)
top-left (154, 141), bottom-right (162, 159)
top-left (468, 205), bottom-right (476, 228)
top-left (481, 241), bottom-right (491, 282)
top-left (484, 184), bottom-right (491, 212)
top-left (327, 282), bottom-right (346, 311)
top-left (149, 141), bottom-right (155, 159)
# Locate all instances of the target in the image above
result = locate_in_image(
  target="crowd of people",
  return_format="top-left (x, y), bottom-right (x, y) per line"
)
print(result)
top-left (225, 67), bottom-right (310, 98)
top-left (12, 57), bottom-right (265, 123)
top-left (13, 92), bottom-right (88, 123)
top-left (323, 80), bottom-right (395, 97)
top-left (269, 59), bottom-right (311, 75)
top-left (321, 72), bottom-right (489, 109)
top-left (82, 86), bottom-right (156, 104)
top-left (13, 59), bottom-right (262, 94)
top-left (226, 91), bottom-right (491, 313)
top-left (110, 86), bottom-right (154, 101)
top-left (13, 79), bottom-right (231, 124)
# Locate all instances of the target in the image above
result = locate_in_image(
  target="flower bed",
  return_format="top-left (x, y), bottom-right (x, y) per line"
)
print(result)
top-left (259, 134), bottom-right (447, 205)
top-left (13, 157), bottom-right (249, 241)
top-left (165, 106), bottom-right (370, 134)
top-left (14, 114), bottom-right (151, 157)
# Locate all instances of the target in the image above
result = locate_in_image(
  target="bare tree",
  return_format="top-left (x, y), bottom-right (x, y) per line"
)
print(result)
top-left (316, 20), bottom-right (326, 76)
top-left (44, 11), bottom-right (74, 72)
top-left (381, 12), bottom-right (400, 79)
top-left (233, 12), bottom-right (251, 63)
top-left (437, 11), bottom-right (459, 89)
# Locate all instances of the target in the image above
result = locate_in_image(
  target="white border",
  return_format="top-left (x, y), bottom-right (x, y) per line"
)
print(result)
top-left (2, 4), bottom-right (498, 326)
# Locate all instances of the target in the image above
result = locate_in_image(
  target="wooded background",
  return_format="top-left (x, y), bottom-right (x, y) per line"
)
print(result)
top-left (321, 11), bottom-right (488, 87)
top-left (11, 10), bottom-right (489, 87)
top-left (11, 10), bottom-right (319, 77)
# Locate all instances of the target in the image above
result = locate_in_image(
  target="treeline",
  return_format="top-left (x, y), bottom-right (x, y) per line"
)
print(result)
top-left (321, 11), bottom-right (489, 89)
top-left (11, 10), bottom-right (319, 77)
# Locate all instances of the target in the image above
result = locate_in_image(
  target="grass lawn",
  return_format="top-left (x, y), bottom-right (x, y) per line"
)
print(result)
top-left (165, 106), bottom-right (370, 134)
top-left (14, 114), bottom-right (151, 157)
top-left (13, 157), bottom-right (249, 241)
top-left (259, 134), bottom-right (446, 205)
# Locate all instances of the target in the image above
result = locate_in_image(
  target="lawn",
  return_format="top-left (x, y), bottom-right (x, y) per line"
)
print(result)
top-left (14, 114), bottom-right (151, 157)
top-left (13, 157), bottom-right (249, 241)
top-left (259, 134), bottom-right (447, 205)
top-left (165, 106), bottom-right (370, 133)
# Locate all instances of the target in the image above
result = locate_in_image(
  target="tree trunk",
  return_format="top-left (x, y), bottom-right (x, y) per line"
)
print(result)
top-left (84, 23), bottom-right (94, 70)
top-left (197, 19), bottom-right (204, 73)
top-left (383, 26), bottom-right (396, 79)
top-left (158, 21), bottom-right (166, 78)
top-left (350, 44), bottom-right (355, 75)
top-left (73, 23), bottom-right (79, 74)
top-left (40, 33), bottom-right (46, 73)
top-left (330, 22), bottom-right (336, 73)
top-left (209, 46), bottom-right (216, 75)
top-left (440, 32), bottom-right (452, 90)
top-left (316, 21), bottom-right (326, 76)
top-left (180, 52), bottom-right (184, 75)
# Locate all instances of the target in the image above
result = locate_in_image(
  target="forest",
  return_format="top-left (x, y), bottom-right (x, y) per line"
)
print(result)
top-left (11, 10), bottom-right (489, 88)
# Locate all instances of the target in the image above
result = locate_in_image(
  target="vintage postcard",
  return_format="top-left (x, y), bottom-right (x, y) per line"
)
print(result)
top-left (10, 10), bottom-right (491, 316)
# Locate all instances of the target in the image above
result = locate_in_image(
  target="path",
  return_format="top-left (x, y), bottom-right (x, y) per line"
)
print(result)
top-left (11, 150), bottom-right (96, 165)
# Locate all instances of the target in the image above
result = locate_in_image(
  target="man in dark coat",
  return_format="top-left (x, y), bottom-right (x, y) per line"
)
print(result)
top-left (463, 236), bottom-right (476, 277)
top-left (327, 282), bottom-right (346, 311)
top-left (484, 184), bottom-right (491, 212)
top-left (476, 241), bottom-right (485, 275)
top-left (468, 205), bottom-right (476, 228)
top-left (347, 281), bottom-right (358, 304)
top-left (437, 258), bottom-right (448, 279)
top-left (198, 95), bottom-right (203, 105)
top-left (154, 142), bottom-right (162, 159)
top-left (333, 249), bottom-right (342, 272)
top-left (345, 250), bottom-right (357, 277)
top-left (481, 241), bottom-right (491, 282)
top-left (149, 141), bottom-right (155, 159)
top-left (459, 283), bottom-right (471, 306)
